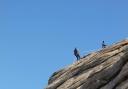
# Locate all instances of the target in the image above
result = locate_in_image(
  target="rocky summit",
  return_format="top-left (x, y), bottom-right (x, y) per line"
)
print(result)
top-left (45, 39), bottom-right (128, 89)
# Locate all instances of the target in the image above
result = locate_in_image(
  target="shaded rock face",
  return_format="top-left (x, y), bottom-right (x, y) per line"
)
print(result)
top-left (45, 40), bottom-right (128, 89)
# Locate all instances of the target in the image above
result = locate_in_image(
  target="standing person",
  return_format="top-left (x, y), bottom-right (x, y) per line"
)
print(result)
top-left (74, 48), bottom-right (81, 61)
top-left (102, 41), bottom-right (107, 48)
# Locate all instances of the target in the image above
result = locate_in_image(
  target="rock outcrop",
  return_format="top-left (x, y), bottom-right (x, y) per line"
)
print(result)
top-left (45, 39), bottom-right (128, 89)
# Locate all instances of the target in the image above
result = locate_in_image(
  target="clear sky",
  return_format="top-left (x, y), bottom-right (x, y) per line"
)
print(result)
top-left (0, 0), bottom-right (128, 89)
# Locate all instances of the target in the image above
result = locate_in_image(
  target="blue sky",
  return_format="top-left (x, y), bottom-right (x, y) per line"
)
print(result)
top-left (0, 0), bottom-right (128, 89)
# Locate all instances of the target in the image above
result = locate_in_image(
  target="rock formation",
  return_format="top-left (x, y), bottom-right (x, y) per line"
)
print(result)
top-left (45, 39), bottom-right (128, 89)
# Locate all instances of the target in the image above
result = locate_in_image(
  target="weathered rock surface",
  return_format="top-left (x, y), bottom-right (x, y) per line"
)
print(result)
top-left (45, 39), bottom-right (128, 89)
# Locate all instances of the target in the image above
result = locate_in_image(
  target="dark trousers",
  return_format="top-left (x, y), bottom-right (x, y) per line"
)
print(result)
top-left (76, 54), bottom-right (80, 61)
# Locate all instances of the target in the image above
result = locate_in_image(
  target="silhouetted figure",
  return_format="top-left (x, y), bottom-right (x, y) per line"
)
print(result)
top-left (102, 41), bottom-right (107, 48)
top-left (74, 48), bottom-right (81, 61)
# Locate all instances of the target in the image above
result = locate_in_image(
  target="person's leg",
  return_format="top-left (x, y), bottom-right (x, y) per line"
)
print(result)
top-left (78, 55), bottom-right (80, 60)
top-left (76, 55), bottom-right (79, 61)
top-left (76, 55), bottom-right (80, 60)
top-left (77, 56), bottom-right (79, 61)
